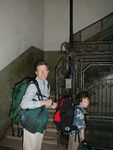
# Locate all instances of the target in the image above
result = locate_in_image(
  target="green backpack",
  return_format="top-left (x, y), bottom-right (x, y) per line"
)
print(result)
top-left (10, 77), bottom-right (32, 124)
top-left (10, 77), bottom-right (49, 134)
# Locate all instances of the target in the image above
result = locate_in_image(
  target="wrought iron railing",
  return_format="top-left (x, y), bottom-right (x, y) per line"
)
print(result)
top-left (73, 12), bottom-right (113, 42)
top-left (73, 41), bottom-right (113, 52)
top-left (85, 78), bottom-right (113, 116)
top-left (55, 41), bottom-right (113, 101)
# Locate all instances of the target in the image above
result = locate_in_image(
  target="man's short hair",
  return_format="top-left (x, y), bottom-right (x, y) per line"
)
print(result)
top-left (34, 60), bottom-right (49, 71)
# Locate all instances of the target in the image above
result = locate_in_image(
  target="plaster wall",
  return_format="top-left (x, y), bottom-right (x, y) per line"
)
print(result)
top-left (44, 51), bottom-right (61, 92)
top-left (44, 0), bottom-right (113, 50)
top-left (0, 0), bottom-right (113, 71)
top-left (0, 0), bottom-right (44, 71)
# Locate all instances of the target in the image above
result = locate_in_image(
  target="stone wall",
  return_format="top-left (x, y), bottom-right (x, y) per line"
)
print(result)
top-left (0, 46), bottom-right (44, 138)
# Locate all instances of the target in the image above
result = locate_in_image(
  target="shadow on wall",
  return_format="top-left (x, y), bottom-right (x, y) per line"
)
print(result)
top-left (44, 51), bottom-right (61, 93)
top-left (0, 46), bottom-right (44, 138)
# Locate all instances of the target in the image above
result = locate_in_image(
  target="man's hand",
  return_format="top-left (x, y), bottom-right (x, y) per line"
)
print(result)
top-left (41, 99), bottom-right (52, 106)
top-left (50, 102), bottom-right (58, 109)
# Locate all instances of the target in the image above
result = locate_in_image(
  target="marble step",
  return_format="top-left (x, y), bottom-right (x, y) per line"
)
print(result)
top-left (48, 108), bottom-right (56, 113)
top-left (42, 138), bottom-right (57, 145)
top-left (46, 127), bottom-right (57, 133)
top-left (0, 137), bottom-right (22, 150)
top-left (3, 107), bottom-right (58, 148)
top-left (46, 123), bottom-right (56, 129)
top-left (44, 130), bottom-right (57, 138)
top-left (43, 130), bottom-right (58, 145)
top-left (41, 143), bottom-right (58, 150)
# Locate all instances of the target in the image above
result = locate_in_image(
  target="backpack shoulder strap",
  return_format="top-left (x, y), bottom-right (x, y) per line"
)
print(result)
top-left (29, 79), bottom-right (45, 113)
top-left (47, 83), bottom-right (50, 90)
top-left (32, 79), bottom-right (43, 101)
top-left (30, 79), bottom-right (50, 100)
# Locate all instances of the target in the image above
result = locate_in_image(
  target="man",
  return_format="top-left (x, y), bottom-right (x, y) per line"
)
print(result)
top-left (20, 60), bottom-right (57, 150)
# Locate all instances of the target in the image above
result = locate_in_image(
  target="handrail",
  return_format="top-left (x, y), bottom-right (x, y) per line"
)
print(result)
top-left (73, 12), bottom-right (113, 41)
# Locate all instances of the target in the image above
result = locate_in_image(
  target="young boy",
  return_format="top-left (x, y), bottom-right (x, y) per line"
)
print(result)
top-left (68, 91), bottom-right (91, 150)
top-left (20, 60), bottom-right (57, 150)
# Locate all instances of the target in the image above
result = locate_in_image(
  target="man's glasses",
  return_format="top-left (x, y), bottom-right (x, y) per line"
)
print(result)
top-left (37, 69), bottom-right (48, 73)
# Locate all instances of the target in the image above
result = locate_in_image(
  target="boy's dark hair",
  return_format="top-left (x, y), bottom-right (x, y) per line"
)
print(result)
top-left (34, 60), bottom-right (49, 71)
top-left (75, 91), bottom-right (91, 105)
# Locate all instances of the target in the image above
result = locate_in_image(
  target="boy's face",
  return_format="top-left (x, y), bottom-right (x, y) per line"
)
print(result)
top-left (80, 97), bottom-right (90, 108)
top-left (35, 65), bottom-right (49, 81)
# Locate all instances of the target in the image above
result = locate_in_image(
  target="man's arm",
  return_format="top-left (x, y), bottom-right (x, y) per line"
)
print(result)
top-left (20, 83), bottom-right (52, 109)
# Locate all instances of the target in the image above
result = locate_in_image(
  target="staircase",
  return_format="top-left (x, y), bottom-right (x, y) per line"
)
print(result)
top-left (73, 12), bottom-right (113, 42)
top-left (0, 108), bottom-right (59, 150)
top-left (42, 108), bottom-right (58, 149)
top-left (0, 125), bottom-right (22, 150)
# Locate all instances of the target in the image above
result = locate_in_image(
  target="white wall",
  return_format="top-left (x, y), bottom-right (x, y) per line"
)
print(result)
top-left (44, 0), bottom-right (113, 51)
top-left (0, 0), bottom-right (113, 70)
top-left (73, 0), bottom-right (113, 33)
top-left (0, 0), bottom-right (44, 71)
top-left (44, 0), bottom-right (69, 51)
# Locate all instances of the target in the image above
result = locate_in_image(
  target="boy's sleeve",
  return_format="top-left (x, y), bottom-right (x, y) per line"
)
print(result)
top-left (73, 108), bottom-right (86, 130)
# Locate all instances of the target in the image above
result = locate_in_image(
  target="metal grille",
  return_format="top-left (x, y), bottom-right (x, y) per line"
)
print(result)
top-left (83, 65), bottom-right (113, 116)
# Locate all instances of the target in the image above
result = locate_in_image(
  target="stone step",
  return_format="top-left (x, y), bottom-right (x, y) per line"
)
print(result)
top-left (46, 123), bottom-right (56, 129)
top-left (43, 130), bottom-right (58, 145)
top-left (9, 119), bottom-right (56, 129)
top-left (6, 128), bottom-right (57, 137)
top-left (2, 106), bottom-right (58, 149)
top-left (0, 145), bottom-right (20, 150)
top-left (6, 125), bottom-right (23, 138)
top-left (5, 128), bottom-right (58, 146)
top-left (42, 138), bottom-right (57, 145)
top-left (49, 112), bottom-right (55, 118)
top-left (48, 117), bottom-right (54, 122)
top-left (41, 143), bottom-right (58, 150)
top-left (4, 131), bottom-right (58, 148)
top-left (43, 135), bottom-right (57, 141)
top-left (47, 120), bottom-right (56, 129)
top-left (7, 126), bottom-right (57, 136)
top-left (44, 130), bottom-right (57, 138)
top-left (7, 123), bottom-right (57, 136)
top-left (46, 127), bottom-right (57, 132)
top-left (0, 137), bottom-right (22, 150)
top-left (44, 112), bottom-right (58, 146)
top-left (5, 134), bottom-right (22, 141)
